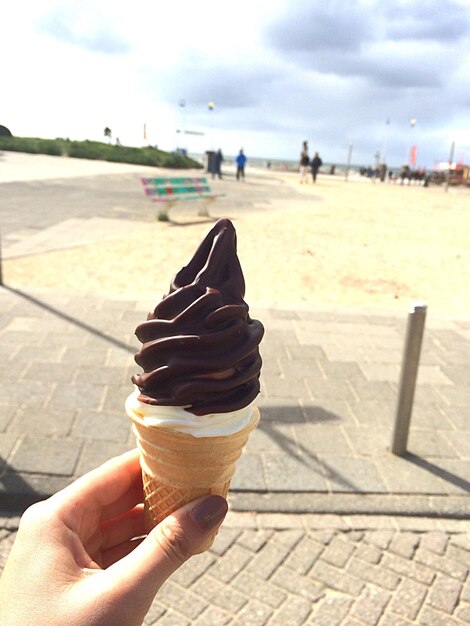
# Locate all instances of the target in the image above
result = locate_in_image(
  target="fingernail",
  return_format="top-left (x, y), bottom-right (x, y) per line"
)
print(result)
top-left (190, 495), bottom-right (228, 530)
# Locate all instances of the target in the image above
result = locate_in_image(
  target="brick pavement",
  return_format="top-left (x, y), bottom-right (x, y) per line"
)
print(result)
top-left (0, 286), bottom-right (469, 517)
top-left (1, 512), bottom-right (469, 625)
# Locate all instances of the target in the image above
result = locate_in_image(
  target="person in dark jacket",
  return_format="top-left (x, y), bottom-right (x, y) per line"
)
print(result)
top-left (299, 140), bottom-right (309, 183)
top-left (213, 149), bottom-right (224, 179)
top-left (311, 152), bottom-right (323, 183)
top-left (236, 149), bottom-right (247, 181)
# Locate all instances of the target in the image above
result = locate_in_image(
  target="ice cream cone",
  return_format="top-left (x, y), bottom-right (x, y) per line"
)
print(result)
top-left (130, 406), bottom-right (260, 552)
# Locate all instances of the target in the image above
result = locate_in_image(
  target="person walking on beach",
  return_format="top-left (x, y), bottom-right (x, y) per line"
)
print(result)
top-left (236, 149), bottom-right (247, 181)
top-left (213, 149), bottom-right (224, 179)
top-left (311, 152), bottom-right (323, 183)
top-left (299, 140), bottom-right (310, 183)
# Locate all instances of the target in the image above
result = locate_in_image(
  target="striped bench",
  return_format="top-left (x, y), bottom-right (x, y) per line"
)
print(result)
top-left (141, 176), bottom-right (223, 221)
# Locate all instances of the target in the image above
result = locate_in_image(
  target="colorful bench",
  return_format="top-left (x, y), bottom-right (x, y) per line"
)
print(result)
top-left (141, 176), bottom-right (223, 221)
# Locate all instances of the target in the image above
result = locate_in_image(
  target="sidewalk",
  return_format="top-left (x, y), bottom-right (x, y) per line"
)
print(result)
top-left (0, 286), bottom-right (469, 516)
top-left (1, 511), bottom-right (469, 624)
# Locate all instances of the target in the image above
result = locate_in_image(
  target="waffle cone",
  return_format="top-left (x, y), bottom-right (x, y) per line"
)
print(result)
top-left (130, 406), bottom-right (260, 551)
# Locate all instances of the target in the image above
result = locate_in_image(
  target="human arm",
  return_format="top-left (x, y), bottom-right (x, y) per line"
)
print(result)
top-left (0, 449), bottom-right (227, 626)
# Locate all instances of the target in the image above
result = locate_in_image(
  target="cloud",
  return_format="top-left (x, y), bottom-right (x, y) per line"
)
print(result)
top-left (37, 2), bottom-right (131, 54)
top-left (385, 0), bottom-right (470, 42)
top-left (266, 1), bottom-right (375, 52)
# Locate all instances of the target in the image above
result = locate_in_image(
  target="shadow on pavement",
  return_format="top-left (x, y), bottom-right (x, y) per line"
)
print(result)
top-left (406, 453), bottom-right (470, 492)
top-left (258, 407), bottom-right (358, 491)
top-left (3, 285), bottom-right (133, 353)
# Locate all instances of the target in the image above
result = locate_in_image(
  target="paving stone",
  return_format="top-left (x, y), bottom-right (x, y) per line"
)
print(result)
top-left (191, 606), bottom-right (231, 626)
top-left (347, 557), bottom-right (400, 591)
top-left (376, 614), bottom-right (413, 626)
top-left (419, 532), bottom-right (449, 555)
top-left (389, 578), bottom-right (429, 620)
top-left (446, 543), bottom-right (470, 569)
top-left (309, 560), bottom-right (364, 596)
top-left (237, 529), bottom-right (273, 553)
top-left (101, 384), bottom-right (129, 412)
top-left (170, 552), bottom-right (215, 587)
top-left (9, 436), bottom-right (82, 475)
top-left (347, 400), bottom-right (394, 426)
top-left (2, 380), bottom-right (55, 408)
top-left (389, 532), bottom-right (420, 559)
top-left (144, 601), bottom-right (167, 625)
top-left (210, 527), bottom-right (242, 556)
top-left (246, 424), bottom-right (295, 452)
top-left (343, 426), bottom-right (390, 456)
top-left (48, 383), bottom-right (105, 410)
top-left (230, 453), bottom-right (266, 490)
top-left (427, 573), bottom-right (463, 614)
top-left (354, 542), bottom-right (383, 564)
top-left (273, 529), bottom-right (304, 549)
top-left (284, 535), bottom-right (324, 574)
top-left (305, 378), bottom-right (356, 401)
top-left (321, 535), bottom-right (356, 567)
top-left (72, 410), bottom-right (130, 443)
top-left (293, 423), bottom-right (353, 455)
top-left (381, 552), bottom-right (435, 585)
top-left (310, 594), bottom-right (353, 626)
top-left (320, 457), bottom-right (388, 493)
top-left (279, 358), bottom-right (323, 381)
top-left (8, 407), bottom-right (76, 437)
top-left (230, 600), bottom-right (273, 626)
top-left (265, 595), bottom-right (312, 626)
top-left (442, 430), bottom-right (470, 457)
top-left (245, 540), bottom-right (291, 580)
top-left (363, 530), bottom-right (394, 550)
top-left (256, 397), bottom-right (305, 423)
top-left (309, 529), bottom-right (336, 545)
top-left (231, 571), bottom-right (286, 608)
top-left (0, 434), bottom-right (19, 468)
top-left (147, 609), bottom-right (189, 626)
top-left (270, 565), bottom-right (324, 602)
top-left (348, 380), bottom-right (396, 402)
top-left (419, 606), bottom-right (462, 625)
top-left (351, 584), bottom-right (391, 625)
top-left (191, 574), bottom-right (247, 613)
top-left (75, 440), bottom-right (133, 475)
top-left (455, 604), bottom-right (470, 622)
top-left (263, 452), bottom-right (328, 491)
top-left (263, 374), bottom-right (309, 400)
top-left (378, 456), bottom-right (452, 494)
top-left (207, 544), bottom-right (252, 583)
top-left (415, 547), bottom-right (469, 581)
top-left (23, 362), bottom-right (78, 384)
top-left (284, 344), bottom-right (326, 360)
top-left (0, 404), bottom-right (18, 432)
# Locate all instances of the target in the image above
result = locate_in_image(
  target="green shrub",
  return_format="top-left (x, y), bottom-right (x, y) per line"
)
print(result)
top-left (0, 136), bottom-right (202, 169)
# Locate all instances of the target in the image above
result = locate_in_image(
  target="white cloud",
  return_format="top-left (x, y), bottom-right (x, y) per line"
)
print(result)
top-left (1, 0), bottom-right (469, 166)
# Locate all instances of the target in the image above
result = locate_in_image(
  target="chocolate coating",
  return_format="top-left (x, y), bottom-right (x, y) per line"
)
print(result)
top-left (132, 219), bottom-right (264, 415)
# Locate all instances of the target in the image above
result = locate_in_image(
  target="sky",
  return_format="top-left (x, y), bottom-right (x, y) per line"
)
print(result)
top-left (2, 0), bottom-right (470, 167)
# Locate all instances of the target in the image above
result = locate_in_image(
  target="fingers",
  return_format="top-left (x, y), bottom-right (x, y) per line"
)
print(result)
top-left (108, 495), bottom-right (228, 598)
top-left (100, 505), bottom-right (146, 551)
top-left (101, 537), bottom-right (145, 569)
top-left (52, 450), bottom-right (144, 533)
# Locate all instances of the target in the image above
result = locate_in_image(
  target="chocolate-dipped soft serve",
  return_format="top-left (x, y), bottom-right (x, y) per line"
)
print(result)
top-left (131, 219), bottom-right (264, 416)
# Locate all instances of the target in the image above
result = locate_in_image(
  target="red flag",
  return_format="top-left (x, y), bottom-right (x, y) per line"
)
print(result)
top-left (409, 145), bottom-right (417, 166)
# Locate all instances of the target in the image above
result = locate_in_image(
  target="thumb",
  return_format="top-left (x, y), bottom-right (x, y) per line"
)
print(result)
top-left (109, 494), bottom-right (227, 597)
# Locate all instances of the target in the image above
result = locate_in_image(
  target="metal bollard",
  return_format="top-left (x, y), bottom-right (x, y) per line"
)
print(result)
top-left (391, 302), bottom-right (428, 456)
